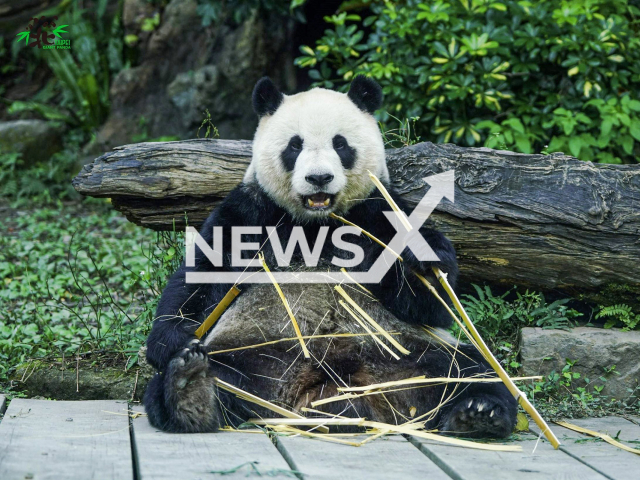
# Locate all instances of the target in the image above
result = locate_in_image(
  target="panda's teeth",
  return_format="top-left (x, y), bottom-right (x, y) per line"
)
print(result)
top-left (323, 198), bottom-right (330, 206)
top-left (307, 198), bottom-right (314, 207)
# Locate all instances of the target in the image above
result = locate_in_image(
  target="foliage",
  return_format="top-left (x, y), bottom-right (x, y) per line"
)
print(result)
top-left (8, 0), bottom-right (125, 131)
top-left (380, 115), bottom-right (422, 147)
top-left (0, 201), bottom-right (183, 384)
top-left (596, 303), bottom-right (640, 330)
top-left (459, 285), bottom-right (582, 372)
top-left (197, 108), bottom-right (221, 139)
top-left (195, 0), bottom-right (307, 26)
top-left (297, 0), bottom-right (640, 163)
top-left (0, 131), bottom-right (84, 204)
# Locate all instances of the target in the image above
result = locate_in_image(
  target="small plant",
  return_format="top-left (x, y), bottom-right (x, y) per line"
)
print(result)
top-left (197, 108), bottom-right (220, 139)
top-left (381, 115), bottom-right (421, 148)
top-left (596, 303), bottom-right (640, 330)
top-left (459, 285), bottom-right (582, 375)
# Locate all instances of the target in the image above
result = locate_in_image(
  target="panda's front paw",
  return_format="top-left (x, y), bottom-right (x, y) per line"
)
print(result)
top-left (169, 339), bottom-right (209, 390)
top-left (442, 395), bottom-right (516, 438)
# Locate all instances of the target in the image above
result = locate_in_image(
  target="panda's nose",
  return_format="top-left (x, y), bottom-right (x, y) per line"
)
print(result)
top-left (305, 174), bottom-right (334, 187)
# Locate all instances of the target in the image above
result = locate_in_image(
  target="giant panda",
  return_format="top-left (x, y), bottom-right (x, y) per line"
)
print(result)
top-left (143, 76), bottom-right (517, 437)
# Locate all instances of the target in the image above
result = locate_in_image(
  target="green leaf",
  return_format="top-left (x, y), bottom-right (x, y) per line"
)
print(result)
top-left (568, 137), bottom-right (583, 157)
top-left (15, 31), bottom-right (29, 45)
top-left (52, 25), bottom-right (69, 38)
top-left (629, 119), bottom-right (640, 141)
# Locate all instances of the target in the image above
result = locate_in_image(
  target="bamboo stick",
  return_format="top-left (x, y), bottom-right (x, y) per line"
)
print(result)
top-left (433, 267), bottom-right (561, 449)
top-left (194, 286), bottom-right (241, 338)
top-left (207, 332), bottom-right (400, 356)
top-left (339, 300), bottom-right (401, 360)
top-left (335, 285), bottom-right (410, 355)
top-left (259, 253), bottom-right (310, 358)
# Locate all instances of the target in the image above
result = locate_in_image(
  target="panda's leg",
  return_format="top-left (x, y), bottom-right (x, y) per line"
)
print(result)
top-left (440, 381), bottom-right (517, 438)
top-left (144, 339), bottom-right (221, 433)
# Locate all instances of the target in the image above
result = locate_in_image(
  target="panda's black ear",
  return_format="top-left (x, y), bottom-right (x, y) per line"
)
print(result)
top-left (252, 77), bottom-right (284, 118)
top-left (347, 76), bottom-right (383, 115)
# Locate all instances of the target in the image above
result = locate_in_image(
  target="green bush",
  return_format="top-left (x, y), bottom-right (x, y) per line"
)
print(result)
top-left (296, 0), bottom-right (640, 163)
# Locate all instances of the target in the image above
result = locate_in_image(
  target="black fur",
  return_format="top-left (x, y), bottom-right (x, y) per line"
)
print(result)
top-left (333, 134), bottom-right (356, 169)
top-left (281, 135), bottom-right (303, 171)
top-left (347, 76), bottom-right (383, 115)
top-left (144, 182), bottom-right (516, 436)
top-left (252, 77), bottom-right (284, 117)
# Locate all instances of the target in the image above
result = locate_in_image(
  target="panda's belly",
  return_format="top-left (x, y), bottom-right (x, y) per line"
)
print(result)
top-left (203, 282), bottom-right (428, 355)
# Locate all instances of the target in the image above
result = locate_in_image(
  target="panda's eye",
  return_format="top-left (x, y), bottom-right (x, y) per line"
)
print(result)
top-left (291, 142), bottom-right (302, 151)
top-left (335, 142), bottom-right (345, 150)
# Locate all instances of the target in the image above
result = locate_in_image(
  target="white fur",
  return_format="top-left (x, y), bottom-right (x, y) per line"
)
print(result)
top-left (244, 87), bottom-right (389, 220)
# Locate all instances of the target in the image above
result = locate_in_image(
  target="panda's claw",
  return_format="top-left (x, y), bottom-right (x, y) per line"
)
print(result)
top-left (443, 395), bottom-right (516, 438)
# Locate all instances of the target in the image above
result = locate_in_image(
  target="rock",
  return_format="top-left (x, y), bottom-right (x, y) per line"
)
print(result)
top-left (96, 0), bottom-right (295, 148)
top-left (520, 327), bottom-right (640, 400)
top-left (0, 120), bottom-right (64, 166)
top-left (13, 360), bottom-right (155, 401)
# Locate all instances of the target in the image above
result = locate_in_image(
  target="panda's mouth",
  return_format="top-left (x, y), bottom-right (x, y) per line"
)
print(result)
top-left (302, 193), bottom-right (334, 211)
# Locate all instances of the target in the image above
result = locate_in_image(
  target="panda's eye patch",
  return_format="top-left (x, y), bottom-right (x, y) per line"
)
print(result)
top-left (332, 135), bottom-right (356, 169)
top-left (281, 135), bottom-right (304, 171)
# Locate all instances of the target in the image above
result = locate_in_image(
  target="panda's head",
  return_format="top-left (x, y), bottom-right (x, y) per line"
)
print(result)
top-left (244, 76), bottom-right (388, 220)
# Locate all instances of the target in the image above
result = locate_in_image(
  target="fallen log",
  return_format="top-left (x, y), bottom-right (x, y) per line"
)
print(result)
top-left (72, 139), bottom-right (640, 297)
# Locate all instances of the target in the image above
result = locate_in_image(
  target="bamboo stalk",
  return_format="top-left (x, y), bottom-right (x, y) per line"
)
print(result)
top-left (335, 285), bottom-right (410, 355)
top-left (213, 377), bottom-right (329, 434)
top-left (339, 300), bottom-right (401, 360)
top-left (330, 213), bottom-right (403, 260)
top-left (248, 418), bottom-right (366, 427)
top-left (208, 332), bottom-right (400, 356)
top-left (554, 420), bottom-right (640, 455)
top-left (337, 375), bottom-right (543, 393)
top-left (259, 253), bottom-right (310, 358)
top-left (340, 267), bottom-right (374, 295)
top-left (367, 170), bottom-right (412, 232)
top-left (433, 267), bottom-right (561, 449)
top-left (195, 286), bottom-right (241, 338)
top-left (362, 421), bottom-right (522, 452)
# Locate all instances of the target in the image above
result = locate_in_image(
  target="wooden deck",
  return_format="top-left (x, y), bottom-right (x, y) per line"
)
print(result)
top-left (1, 396), bottom-right (639, 479)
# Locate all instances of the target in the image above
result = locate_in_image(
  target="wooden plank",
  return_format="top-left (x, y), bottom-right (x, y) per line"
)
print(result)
top-left (409, 432), bottom-right (607, 480)
top-left (541, 417), bottom-right (640, 480)
top-left (276, 434), bottom-right (450, 479)
top-left (0, 399), bottom-right (133, 480)
top-left (132, 406), bottom-right (292, 479)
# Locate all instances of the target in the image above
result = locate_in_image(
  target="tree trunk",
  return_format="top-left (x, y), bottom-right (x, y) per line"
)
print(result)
top-left (72, 139), bottom-right (640, 298)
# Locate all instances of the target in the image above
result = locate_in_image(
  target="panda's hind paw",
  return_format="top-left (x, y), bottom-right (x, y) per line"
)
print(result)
top-left (442, 395), bottom-right (515, 439)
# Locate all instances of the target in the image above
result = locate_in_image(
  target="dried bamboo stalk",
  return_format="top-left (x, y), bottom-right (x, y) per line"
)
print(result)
top-left (259, 253), bottom-right (310, 358)
top-left (194, 285), bottom-right (241, 338)
top-left (337, 375), bottom-right (543, 393)
top-left (554, 420), bottom-right (640, 455)
top-left (367, 170), bottom-right (412, 231)
top-left (330, 213), bottom-right (403, 260)
top-left (362, 421), bottom-right (522, 452)
top-left (248, 418), bottom-right (366, 427)
top-left (208, 332), bottom-right (400, 356)
top-left (433, 267), bottom-right (561, 449)
top-left (340, 267), bottom-right (374, 295)
top-left (269, 425), bottom-right (362, 446)
top-left (339, 300), bottom-right (401, 360)
top-left (213, 377), bottom-right (329, 434)
top-left (335, 285), bottom-right (410, 355)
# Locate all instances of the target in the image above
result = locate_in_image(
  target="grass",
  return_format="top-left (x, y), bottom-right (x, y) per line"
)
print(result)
top-left (1, 197), bottom-right (638, 420)
top-left (0, 198), bottom-right (181, 390)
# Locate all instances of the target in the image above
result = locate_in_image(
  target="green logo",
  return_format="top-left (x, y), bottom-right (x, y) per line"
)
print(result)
top-left (15, 16), bottom-right (70, 50)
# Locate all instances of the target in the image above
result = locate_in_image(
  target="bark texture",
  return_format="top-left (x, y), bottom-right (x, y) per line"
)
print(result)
top-left (73, 139), bottom-right (640, 296)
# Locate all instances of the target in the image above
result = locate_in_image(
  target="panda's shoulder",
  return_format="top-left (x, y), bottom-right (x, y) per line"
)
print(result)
top-left (211, 182), bottom-right (283, 226)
